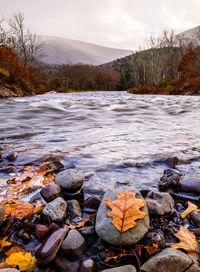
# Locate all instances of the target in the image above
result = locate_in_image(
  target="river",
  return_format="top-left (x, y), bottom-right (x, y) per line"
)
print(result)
top-left (1, 91), bottom-right (200, 192)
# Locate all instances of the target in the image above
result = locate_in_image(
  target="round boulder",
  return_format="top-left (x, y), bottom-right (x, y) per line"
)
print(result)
top-left (55, 169), bottom-right (85, 190)
top-left (95, 187), bottom-right (149, 246)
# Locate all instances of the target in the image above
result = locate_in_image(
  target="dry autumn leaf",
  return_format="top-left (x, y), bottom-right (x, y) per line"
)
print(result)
top-left (181, 201), bottom-right (199, 219)
top-left (5, 251), bottom-right (36, 271)
top-left (0, 237), bottom-right (11, 251)
top-left (66, 213), bottom-right (96, 229)
top-left (5, 246), bottom-right (22, 256)
top-left (105, 190), bottom-right (146, 233)
top-left (170, 226), bottom-right (199, 260)
top-left (145, 244), bottom-right (159, 255)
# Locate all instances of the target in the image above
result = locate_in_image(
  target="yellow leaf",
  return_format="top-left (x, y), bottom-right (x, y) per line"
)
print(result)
top-left (0, 237), bottom-right (11, 251)
top-left (181, 201), bottom-right (199, 219)
top-left (5, 251), bottom-right (36, 271)
top-left (170, 226), bottom-right (199, 259)
top-left (5, 246), bottom-right (22, 256)
top-left (105, 190), bottom-right (147, 233)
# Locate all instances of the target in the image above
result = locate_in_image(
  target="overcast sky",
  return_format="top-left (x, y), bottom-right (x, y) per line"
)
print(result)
top-left (0, 0), bottom-right (200, 50)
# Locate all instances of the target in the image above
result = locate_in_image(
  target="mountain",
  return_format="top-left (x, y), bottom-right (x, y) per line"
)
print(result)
top-left (40, 35), bottom-right (132, 65)
top-left (177, 25), bottom-right (200, 42)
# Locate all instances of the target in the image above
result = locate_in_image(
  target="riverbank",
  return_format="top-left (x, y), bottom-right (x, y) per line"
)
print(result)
top-left (0, 149), bottom-right (199, 271)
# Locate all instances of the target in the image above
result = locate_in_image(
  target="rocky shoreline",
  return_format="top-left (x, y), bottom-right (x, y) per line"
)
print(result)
top-left (0, 152), bottom-right (199, 272)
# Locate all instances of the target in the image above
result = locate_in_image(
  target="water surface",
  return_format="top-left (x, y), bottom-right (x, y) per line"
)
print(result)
top-left (1, 91), bottom-right (200, 191)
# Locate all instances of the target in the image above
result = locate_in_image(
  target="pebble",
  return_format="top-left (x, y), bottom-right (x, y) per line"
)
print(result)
top-left (84, 196), bottom-right (101, 210)
top-left (141, 248), bottom-right (200, 272)
top-left (5, 152), bottom-right (18, 161)
top-left (61, 229), bottom-right (86, 258)
top-left (55, 169), bottom-right (85, 190)
top-left (145, 191), bottom-right (174, 216)
top-left (95, 187), bottom-right (149, 245)
top-left (42, 197), bottom-right (67, 223)
top-left (53, 257), bottom-right (80, 272)
top-left (101, 265), bottom-right (136, 272)
top-left (0, 166), bottom-right (16, 173)
top-left (190, 210), bottom-right (200, 225)
top-left (40, 182), bottom-right (61, 202)
top-left (80, 259), bottom-right (95, 272)
top-left (35, 224), bottom-right (49, 239)
top-left (67, 199), bottom-right (82, 221)
top-left (35, 226), bottom-right (68, 265)
top-left (79, 226), bottom-right (95, 236)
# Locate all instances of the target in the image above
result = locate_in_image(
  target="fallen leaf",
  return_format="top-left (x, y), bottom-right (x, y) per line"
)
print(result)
top-left (5, 251), bottom-right (36, 271)
top-left (105, 190), bottom-right (146, 232)
top-left (181, 201), bottom-right (199, 219)
top-left (3, 199), bottom-right (44, 219)
top-left (104, 249), bottom-right (135, 263)
top-left (145, 244), bottom-right (159, 255)
top-left (66, 214), bottom-right (96, 229)
top-left (170, 226), bottom-right (199, 260)
top-left (5, 246), bottom-right (22, 256)
top-left (0, 237), bottom-right (11, 251)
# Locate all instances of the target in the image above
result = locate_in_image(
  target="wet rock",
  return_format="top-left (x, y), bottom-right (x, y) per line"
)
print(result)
top-left (35, 226), bottom-right (68, 265)
top-left (49, 222), bottom-right (60, 232)
top-left (190, 210), bottom-right (200, 225)
top-left (145, 191), bottom-right (174, 216)
top-left (101, 265), bottom-right (136, 272)
top-left (79, 226), bottom-right (95, 236)
top-left (53, 256), bottom-right (80, 272)
top-left (0, 166), bottom-right (16, 173)
top-left (42, 197), bottom-right (67, 223)
top-left (55, 169), bottom-right (85, 190)
top-left (84, 196), bottom-right (101, 210)
top-left (85, 172), bottom-right (95, 179)
top-left (180, 177), bottom-right (200, 193)
top-left (0, 206), bottom-right (5, 225)
top-left (40, 183), bottom-right (61, 202)
top-left (80, 259), bottom-right (95, 272)
top-left (5, 152), bottom-right (18, 161)
top-left (22, 232), bottom-right (31, 241)
top-left (143, 229), bottom-right (165, 248)
top-left (35, 224), bottom-right (49, 239)
top-left (158, 171), bottom-right (180, 191)
top-left (141, 248), bottom-right (200, 272)
top-left (67, 199), bottom-right (82, 221)
top-left (95, 187), bottom-right (149, 246)
top-left (164, 157), bottom-right (179, 169)
top-left (61, 229), bottom-right (86, 258)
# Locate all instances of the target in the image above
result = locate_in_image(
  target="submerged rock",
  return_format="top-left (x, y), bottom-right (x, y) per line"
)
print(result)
top-left (35, 226), bottom-right (68, 265)
top-left (145, 191), bottom-right (174, 216)
top-left (61, 229), bottom-right (86, 258)
top-left (141, 248), bottom-right (200, 272)
top-left (5, 152), bottom-right (18, 161)
top-left (42, 197), bottom-right (67, 222)
top-left (95, 187), bottom-right (149, 246)
top-left (55, 169), bottom-right (85, 190)
top-left (101, 265), bottom-right (136, 272)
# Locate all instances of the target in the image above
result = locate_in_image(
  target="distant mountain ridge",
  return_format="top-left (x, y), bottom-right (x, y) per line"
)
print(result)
top-left (40, 35), bottom-right (132, 65)
top-left (176, 25), bottom-right (200, 42)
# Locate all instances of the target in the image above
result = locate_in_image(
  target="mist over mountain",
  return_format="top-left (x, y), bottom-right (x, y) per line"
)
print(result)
top-left (40, 36), bottom-right (132, 65)
top-left (177, 25), bottom-right (200, 42)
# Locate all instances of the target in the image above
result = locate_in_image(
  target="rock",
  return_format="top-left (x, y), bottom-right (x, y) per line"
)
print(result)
top-left (53, 256), bottom-right (80, 272)
top-left (0, 269), bottom-right (20, 272)
top-left (145, 191), bottom-right (174, 216)
top-left (180, 177), bottom-right (200, 193)
top-left (35, 226), bottom-right (68, 265)
top-left (164, 157), bottom-right (179, 169)
top-left (42, 197), bottom-right (67, 223)
top-left (5, 152), bottom-right (18, 161)
top-left (190, 210), bottom-right (200, 225)
top-left (101, 265), bottom-right (136, 272)
top-left (80, 259), bottom-right (95, 272)
top-left (35, 224), bottom-right (49, 239)
top-left (158, 171), bottom-right (181, 191)
top-left (85, 172), bottom-right (95, 179)
top-left (40, 183), bottom-right (61, 202)
top-left (67, 199), bottom-right (82, 222)
top-left (55, 169), bottom-right (85, 190)
top-left (95, 187), bottom-right (149, 246)
top-left (79, 226), bottom-right (95, 236)
top-left (143, 229), bottom-right (165, 248)
top-left (0, 206), bottom-right (5, 225)
top-left (141, 248), bottom-right (200, 272)
top-left (49, 222), bottom-right (60, 232)
top-left (61, 229), bottom-right (86, 258)
top-left (84, 196), bottom-right (101, 210)
top-left (0, 166), bottom-right (16, 174)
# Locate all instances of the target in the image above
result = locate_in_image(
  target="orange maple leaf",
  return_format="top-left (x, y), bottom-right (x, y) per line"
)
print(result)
top-left (0, 237), bottom-right (11, 251)
top-left (105, 190), bottom-right (147, 233)
top-left (170, 226), bottom-right (199, 260)
top-left (181, 201), bottom-right (199, 219)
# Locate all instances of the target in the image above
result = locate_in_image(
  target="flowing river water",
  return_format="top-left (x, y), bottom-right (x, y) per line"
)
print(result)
top-left (1, 91), bottom-right (200, 192)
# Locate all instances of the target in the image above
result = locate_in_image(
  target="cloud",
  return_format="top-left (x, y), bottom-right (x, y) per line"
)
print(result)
top-left (0, 0), bottom-right (200, 50)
